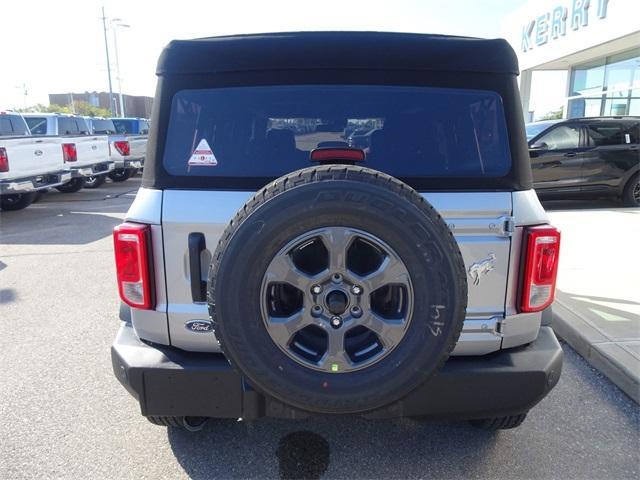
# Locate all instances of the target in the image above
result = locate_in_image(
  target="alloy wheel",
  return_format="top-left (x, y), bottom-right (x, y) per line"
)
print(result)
top-left (260, 227), bottom-right (413, 373)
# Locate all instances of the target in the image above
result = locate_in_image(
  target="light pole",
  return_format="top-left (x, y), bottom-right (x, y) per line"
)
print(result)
top-left (111, 19), bottom-right (130, 118)
top-left (101, 6), bottom-right (115, 116)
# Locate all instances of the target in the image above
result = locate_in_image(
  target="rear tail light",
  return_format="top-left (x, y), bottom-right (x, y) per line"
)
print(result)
top-left (0, 147), bottom-right (8, 172)
top-left (114, 140), bottom-right (130, 156)
top-left (62, 143), bottom-right (77, 162)
top-left (519, 225), bottom-right (561, 313)
top-left (310, 147), bottom-right (365, 163)
top-left (113, 222), bottom-right (154, 309)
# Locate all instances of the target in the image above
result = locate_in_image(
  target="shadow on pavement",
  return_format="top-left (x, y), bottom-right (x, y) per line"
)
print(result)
top-left (164, 346), bottom-right (640, 479)
top-left (0, 209), bottom-right (124, 245)
top-left (0, 185), bottom-right (137, 245)
top-left (168, 417), bottom-right (497, 479)
top-left (276, 430), bottom-right (330, 479)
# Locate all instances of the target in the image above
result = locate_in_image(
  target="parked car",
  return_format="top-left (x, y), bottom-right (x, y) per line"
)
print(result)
top-left (103, 117), bottom-right (148, 182)
top-left (527, 116), bottom-right (640, 206)
top-left (112, 117), bottom-right (150, 135)
top-left (22, 113), bottom-right (112, 193)
top-left (83, 117), bottom-right (122, 187)
top-left (525, 120), bottom-right (560, 141)
top-left (110, 32), bottom-right (563, 432)
top-left (0, 112), bottom-right (72, 210)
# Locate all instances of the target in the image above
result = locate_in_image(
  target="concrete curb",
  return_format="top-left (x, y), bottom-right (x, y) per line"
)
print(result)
top-left (552, 298), bottom-right (640, 404)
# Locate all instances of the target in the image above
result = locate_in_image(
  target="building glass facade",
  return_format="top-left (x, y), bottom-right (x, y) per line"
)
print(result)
top-left (568, 48), bottom-right (640, 118)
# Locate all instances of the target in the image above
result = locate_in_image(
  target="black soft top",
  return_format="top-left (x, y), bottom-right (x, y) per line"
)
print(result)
top-left (156, 31), bottom-right (519, 76)
top-left (145, 31), bottom-right (533, 192)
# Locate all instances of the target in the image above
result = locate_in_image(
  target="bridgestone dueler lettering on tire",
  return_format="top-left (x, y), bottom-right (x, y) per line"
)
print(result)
top-left (208, 165), bottom-right (467, 414)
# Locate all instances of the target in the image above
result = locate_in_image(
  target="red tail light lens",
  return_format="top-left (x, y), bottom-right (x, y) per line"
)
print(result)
top-left (0, 147), bottom-right (8, 172)
top-left (113, 222), bottom-right (154, 309)
top-left (114, 140), bottom-right (130, 156)
top-left (310, 148), bottom-right (365, 163)
top-left (62, 143), bottom-right (77, 162)
top-left (519, 226), bottom-right (561, 313)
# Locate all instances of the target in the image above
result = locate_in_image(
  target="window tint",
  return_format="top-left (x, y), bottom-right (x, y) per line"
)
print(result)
top-left (76, 118), bottom-right (90, 134)
top-left (587, 124), bottom-right (623, 146)
top-left (25, 117), bottom-right (47, 135)
top-left (537, 125), bottom-right (580, 150)
top-left (621, 122), bottom-right (639, 145)
top-left (57, 117), bottom-right (89, 135)
top-left (163, 85), bottom-right (512, 179)
top-left (112, 119), bottom-right (135, 134)
top-left (526, 122), bottom-right (554, 141)
top-left (0, 115), bottom-right (29, 136)
top-left (139, 120), bottom-right (150, 134)
top-left (91, 119), bottom-right (116, 134)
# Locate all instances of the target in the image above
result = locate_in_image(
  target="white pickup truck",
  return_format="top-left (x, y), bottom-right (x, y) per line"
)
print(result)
top-left (85, 117), bottom-right (146, 184)
top-left (23, 113), bottom-right (112, 193)
top-left (0, 112), bottom-right (72, 211)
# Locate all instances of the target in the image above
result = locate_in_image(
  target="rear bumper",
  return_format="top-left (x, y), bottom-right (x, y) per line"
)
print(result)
top-left (114, 158), bottom-right (144, 169)
top-left (112, 324), bottom-right (563, 420)
top-left (69, 161), bottom-right (115, 178)
top-left (0, 170), bottom-right (73, 194)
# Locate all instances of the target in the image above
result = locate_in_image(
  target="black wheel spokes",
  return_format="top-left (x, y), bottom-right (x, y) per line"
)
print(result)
top-left (261, 227), bottom-right (413, 373)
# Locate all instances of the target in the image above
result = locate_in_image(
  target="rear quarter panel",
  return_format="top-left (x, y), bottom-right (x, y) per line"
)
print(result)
top-left (70, 135), bottom-right (110, 168)
top-left (0, 136), bottom-right (64, 180)
top-left (127, 135), bottom-right (147, 160)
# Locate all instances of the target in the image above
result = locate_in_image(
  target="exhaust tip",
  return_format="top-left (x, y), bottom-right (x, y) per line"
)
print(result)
top-left (182, 416), bottom-right (208, 432)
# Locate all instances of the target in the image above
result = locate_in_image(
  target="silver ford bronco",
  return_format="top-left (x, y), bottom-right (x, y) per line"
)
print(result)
top-left (111, 32), bottom-right (563, 432)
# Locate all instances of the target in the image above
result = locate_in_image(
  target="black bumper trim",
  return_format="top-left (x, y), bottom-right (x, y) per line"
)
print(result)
top-left (111, 325), bottom-right (563, 420)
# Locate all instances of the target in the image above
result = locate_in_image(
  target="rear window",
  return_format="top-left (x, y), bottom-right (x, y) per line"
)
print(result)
top-left (91, 119), bottom-right (117, 134)
top-left (162, 85), bottom-right (512, 179)
top-left (0, 114), bottom-right (29, 136)
top-left (58, 117), bottom-right (90, 135)
top-left (139, 120), bottom-right (150, 134)
top-left (113, 119), bottom-right (136, 134)
top-left (587, 123), bottom-right (623, 146)
top-left (621, 122), bottom-right (639, 144)
top-left (24, 117), bottom-right (48, 135)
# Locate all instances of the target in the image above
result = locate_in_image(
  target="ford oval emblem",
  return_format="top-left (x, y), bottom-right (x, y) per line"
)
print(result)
top-left (91, 145), bottom-right (97, 150)
top-left (34, 149), bottom-right (43, 156)
top-left (185, 319), bottom-right (214, 333)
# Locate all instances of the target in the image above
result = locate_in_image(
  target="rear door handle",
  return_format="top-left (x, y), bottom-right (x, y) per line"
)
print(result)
top-left (564, 152), bottom-right (577, 158)
top-left (188, 233), bottom-right (207, 302)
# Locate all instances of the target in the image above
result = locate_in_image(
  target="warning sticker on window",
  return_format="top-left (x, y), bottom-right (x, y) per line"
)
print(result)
top-left (188, 139), bottom-right (218, 166)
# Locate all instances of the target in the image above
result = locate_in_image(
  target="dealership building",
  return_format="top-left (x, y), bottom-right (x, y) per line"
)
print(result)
top-left (502, 0), bottom-right (640, 121)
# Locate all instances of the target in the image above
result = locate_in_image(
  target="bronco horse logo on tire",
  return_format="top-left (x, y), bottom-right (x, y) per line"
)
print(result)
top-left (468, 253), bottom-right (496, 286)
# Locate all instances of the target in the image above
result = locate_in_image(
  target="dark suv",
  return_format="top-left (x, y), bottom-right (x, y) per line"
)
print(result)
top-left (526, 117), bottom-right (640, 206)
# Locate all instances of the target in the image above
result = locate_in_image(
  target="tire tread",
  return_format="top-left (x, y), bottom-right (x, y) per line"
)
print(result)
top-left (207, 165), bottom-right (467, 413)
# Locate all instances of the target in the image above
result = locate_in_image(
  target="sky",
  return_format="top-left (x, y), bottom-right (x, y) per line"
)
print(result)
top-left (0, 0), bottom-right (566, 117)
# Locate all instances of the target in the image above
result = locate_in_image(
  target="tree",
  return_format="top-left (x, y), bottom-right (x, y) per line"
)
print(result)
top-left (70, 101), bottom-right (111, 117)
top-left (45, 104), bottom-right (73, 114)
top-left (538, 107), bottom-right (564, 121)
top-left (15, 102), bottom-right (111, 117)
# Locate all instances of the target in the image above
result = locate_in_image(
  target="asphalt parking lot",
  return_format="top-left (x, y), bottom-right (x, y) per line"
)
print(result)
top-left (1, 180), bottom-right (639, 479)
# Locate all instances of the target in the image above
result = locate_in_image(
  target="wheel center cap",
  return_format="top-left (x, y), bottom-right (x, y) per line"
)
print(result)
top-left (325, 290), bottom-right (348, 315)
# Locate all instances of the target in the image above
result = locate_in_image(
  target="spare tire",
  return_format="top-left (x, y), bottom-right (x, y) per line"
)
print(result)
top-left (208, 166), bottom-right (467, 414)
